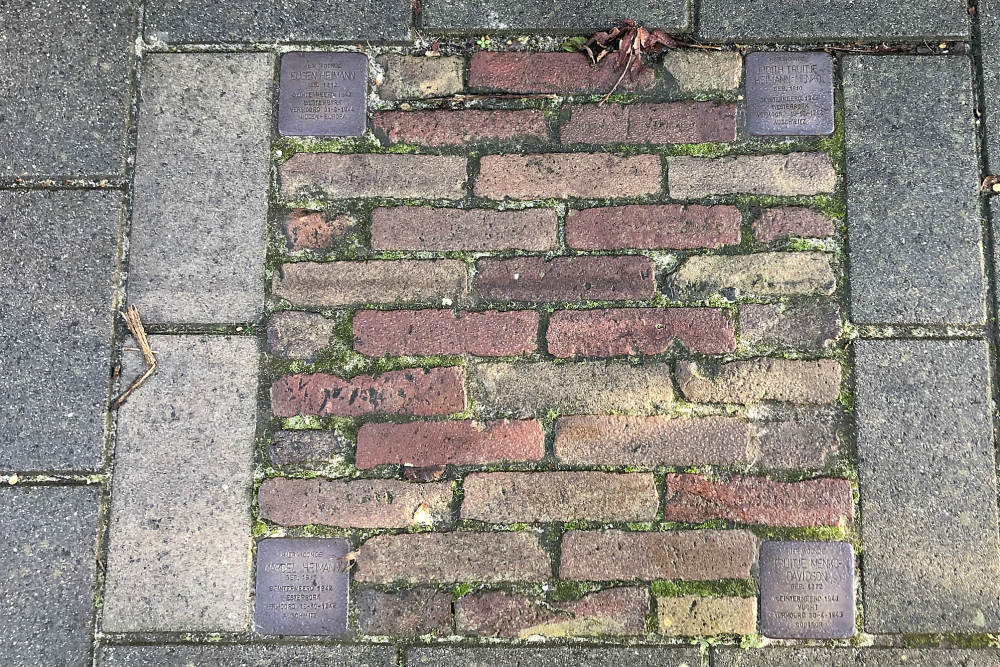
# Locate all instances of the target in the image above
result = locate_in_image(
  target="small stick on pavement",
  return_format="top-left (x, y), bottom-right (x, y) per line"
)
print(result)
top-left (111, 305), bottom-right (157, 408)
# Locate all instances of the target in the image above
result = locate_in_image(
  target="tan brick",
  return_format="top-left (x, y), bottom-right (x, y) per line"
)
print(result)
top-left (676, 358), bottom-right (841, 404)
top-left (662, 50), bottom-right (743, 94)
top-left (657, 596), bottom-right (757, 636)
top-left (469, 51), bottom-right (656, 94)
top-left (265, 311), bottom-right (336, 361)
top-left (753, 207), bottom-right (835, 242)
top-left (280, 153), bottom-right (467, 200)
top-left (273, 260), bottom-right (467, 308)
top-left (461, 472), bottom-right (659, 523)
top-left (470, 361), bottom-right (674, 417)
top-left (476, 153), bottom-right (661, 200)
top-left (456, 588), bottom-right (649, 638)
top-left (560, 530), bottom-right (757, 581)
top-left (669, 153), bottom-right (836, 198)
top-left (555, 415), bottom-right (751, 466)
top-left (257, 478), bottom-right (452, 528)
top-left (371, 206), bottom-right (557, 251)
top-left (751, 412), bottom-right (841, 469)
top-left (664, 252), bottom-right (836, 299)
top-left (376, 54), bottom-right (464, 100)
top-left (355, 532), bottom-right (550, 583)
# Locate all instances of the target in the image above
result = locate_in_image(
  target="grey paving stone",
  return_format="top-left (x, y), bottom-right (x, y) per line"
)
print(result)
top-left (697, 0), bottom-right (968, 41)
top-left (144, 0), bottom-right (410, 43)
top-left (102, 336), bottom-right (259, 632)
top-left (127, 54), bottom-right (271, 324)
top-left (408, 647), bottom-right (701, 666)
top-left (0, 485), bottom-right (99, 667)
top-left (422, 1), bottom-right (687, 32)
top-left (0, 191), bottom-right (121, 472)
top-left (714, 647), bottom-right (1000, 666)
top-left (98, 644), bottom-right (395, 666)
top-left (854, 339), bottom-right (1000, 633)
top-left (985, 0), bottom-right (1000, 173)
top-left (844, 56), bottom-right (985, 325)
top-left (1, 0), bottom-right (135, 177)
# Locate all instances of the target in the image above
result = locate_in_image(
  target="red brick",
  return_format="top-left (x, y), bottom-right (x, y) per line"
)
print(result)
top-left (358, 588), bottom-right (454, 636)
top-left (469, 51), bottom-right (656, 94)
top-left (547, 307), bottom-right (735, 357)
top-left (560, 530), bottom-right (757, 581)
top-left (257, 478), bottom-right (452, 528)
top-left (555, 415), bottom-right (751, 466)
top-left (753, 207), bottom-right (836, 243)
top-left (476, 153), bottom-right (661, 200)
top-left (355, 532), bottom-right (551, 583)
top-left (663, 473), bottom-right (854, 527)
top-left (273, 260), bottom-right (467, 308)
top-left (562, 102), bottom-right (737, 145)
top-left (282, 209), bottom-right (356, 250)
top-left (370, 207), bottom-right (556, 251)
top-left (461, 472), bottom-right (658, 523)
top-left (269, 367), bottom-right (466, 417)
top-left (456, 588), bottom-right (648, 638)
top-left (475, 256), bottom-right (656, 302)
top-left (374, 109), bottom-right (549, 147)
top-left (280, 153), bottom-right (467, 200)
top-left (355, 419), bottom-right (545, 468)
top-left (676, 358), bottom-right (842, 404)
top-left (353, 309), bottom-right (538, 357)
top-left (566, 204), bottom-right (741, 250)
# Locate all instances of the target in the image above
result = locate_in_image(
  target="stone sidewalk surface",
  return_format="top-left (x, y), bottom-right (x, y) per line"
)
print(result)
top-left (3, 0), bottom-right (1000, 666)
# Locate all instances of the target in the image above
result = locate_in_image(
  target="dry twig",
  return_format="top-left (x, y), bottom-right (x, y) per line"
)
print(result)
top-left (111, 305), bottom-right (157, 408)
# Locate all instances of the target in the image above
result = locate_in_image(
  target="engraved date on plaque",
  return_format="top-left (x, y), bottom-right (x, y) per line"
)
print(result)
top-left (278, 52), bottom-right (367, 137)
top-left (746, 52), bottom-right (834, 136)
top-left (254, 537), bottom-right (350, 636)
top-left (760, 541), bottom-right (855, 639)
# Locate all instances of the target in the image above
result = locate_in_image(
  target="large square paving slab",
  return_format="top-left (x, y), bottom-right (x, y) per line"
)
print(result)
top-left (127, 53), bottom-right (272, 324)
top-left (98, 644), bottom-right (396, 666)
top-left (0, 190), bottom-right (122, 472)
top-left (102, 336), bottom-right (259, 632)
top-left (0, 0), bottom-right (135, 177)
top-left (983, 0), bottom-right (1000, 173)
top-left (0, 485), bottom-right (100, 667)
top-left (422, 0), bottom-right (688, 32)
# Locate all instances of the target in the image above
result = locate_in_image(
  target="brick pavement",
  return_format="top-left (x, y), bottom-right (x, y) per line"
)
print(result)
top-left (2, 2), bottom-right (1000, 665)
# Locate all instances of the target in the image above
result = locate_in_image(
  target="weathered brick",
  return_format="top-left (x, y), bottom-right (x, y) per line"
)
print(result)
top-left (560, 530), bottom-right (757, 581)
top-left (751, 413), bottom-right (841, 470)
top-left (676, 358), bottom-right (841, 404)
top-left (356, 419), bottom-right (544, 468)
top-left (739, 300), bottom-right (842, 351)
top-left (376, 54), bottom-right (464, 100)
top-left (282, 209), bottom-right (356, 250)
top-left (375, 110), bottom-right (548, 147)
top-left (555, 415), bottom-right (751, 466)
top-left (270, 367), bottom-right (466, 417)
top-left (562, 103), bottom-right (737, 145)
top-left (370, 207), bottom-right (556, 251)
top-left (456, 588), bottom-right (649, 638)
top-left (566, 204), bottom-right (741, 250)
top-left (268, 430), bottom-right (349, 467)
top-left (662, 50), bottom-right (742, 94)
top-left (657, 596), bottom-right (757, 636)
top-left (669, 153), bottom-right (837, 198)
top-left (354, 309), bottom-right (538, 357)
top-left (664, 252), bottom-right (836, 299)
top-left (358, 588), bottom-right (454, 636)
top-left (273, 260), bottom-right (467, 308)
top-left (475, 256), bottom-right (656, 302)
top-left (476, 153), bottom-right (661, 200)
top-left (663, 473), bottom-right (853, 527)
top-left (469, 52), bottom-right (656, 94)
top-left (753, 207), bottom-right (836, 243)
top-left (355, 532), bottom-right (551, 583)
top-left (280, 153), bottom-right (467, 200)
top-left (265, 311), bottom-right (336, 361)
top-left (258, 478), bottom-right (452, 528)
top-left (461, 472), bottom-right (659, 523)
top-left (471, 361), bottom-right (674, 417)
top-left (547, 307), bottom-right (735, 357)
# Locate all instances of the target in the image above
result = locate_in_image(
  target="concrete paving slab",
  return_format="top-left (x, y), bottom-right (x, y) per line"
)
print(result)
top-left (99, 644), bottom-right (395, 666)
top-left (422, 0), bottom-right (688, 32)
top-left (983, 0), bottom-right (1000, 173)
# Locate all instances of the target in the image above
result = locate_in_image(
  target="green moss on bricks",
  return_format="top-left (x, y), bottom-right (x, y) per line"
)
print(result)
top-left (751, 525), bottom-right (848, 542)
top-left (650, 578), bottom-right (758, 598)
top-left (548, 580), bottom-right (603, 602)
